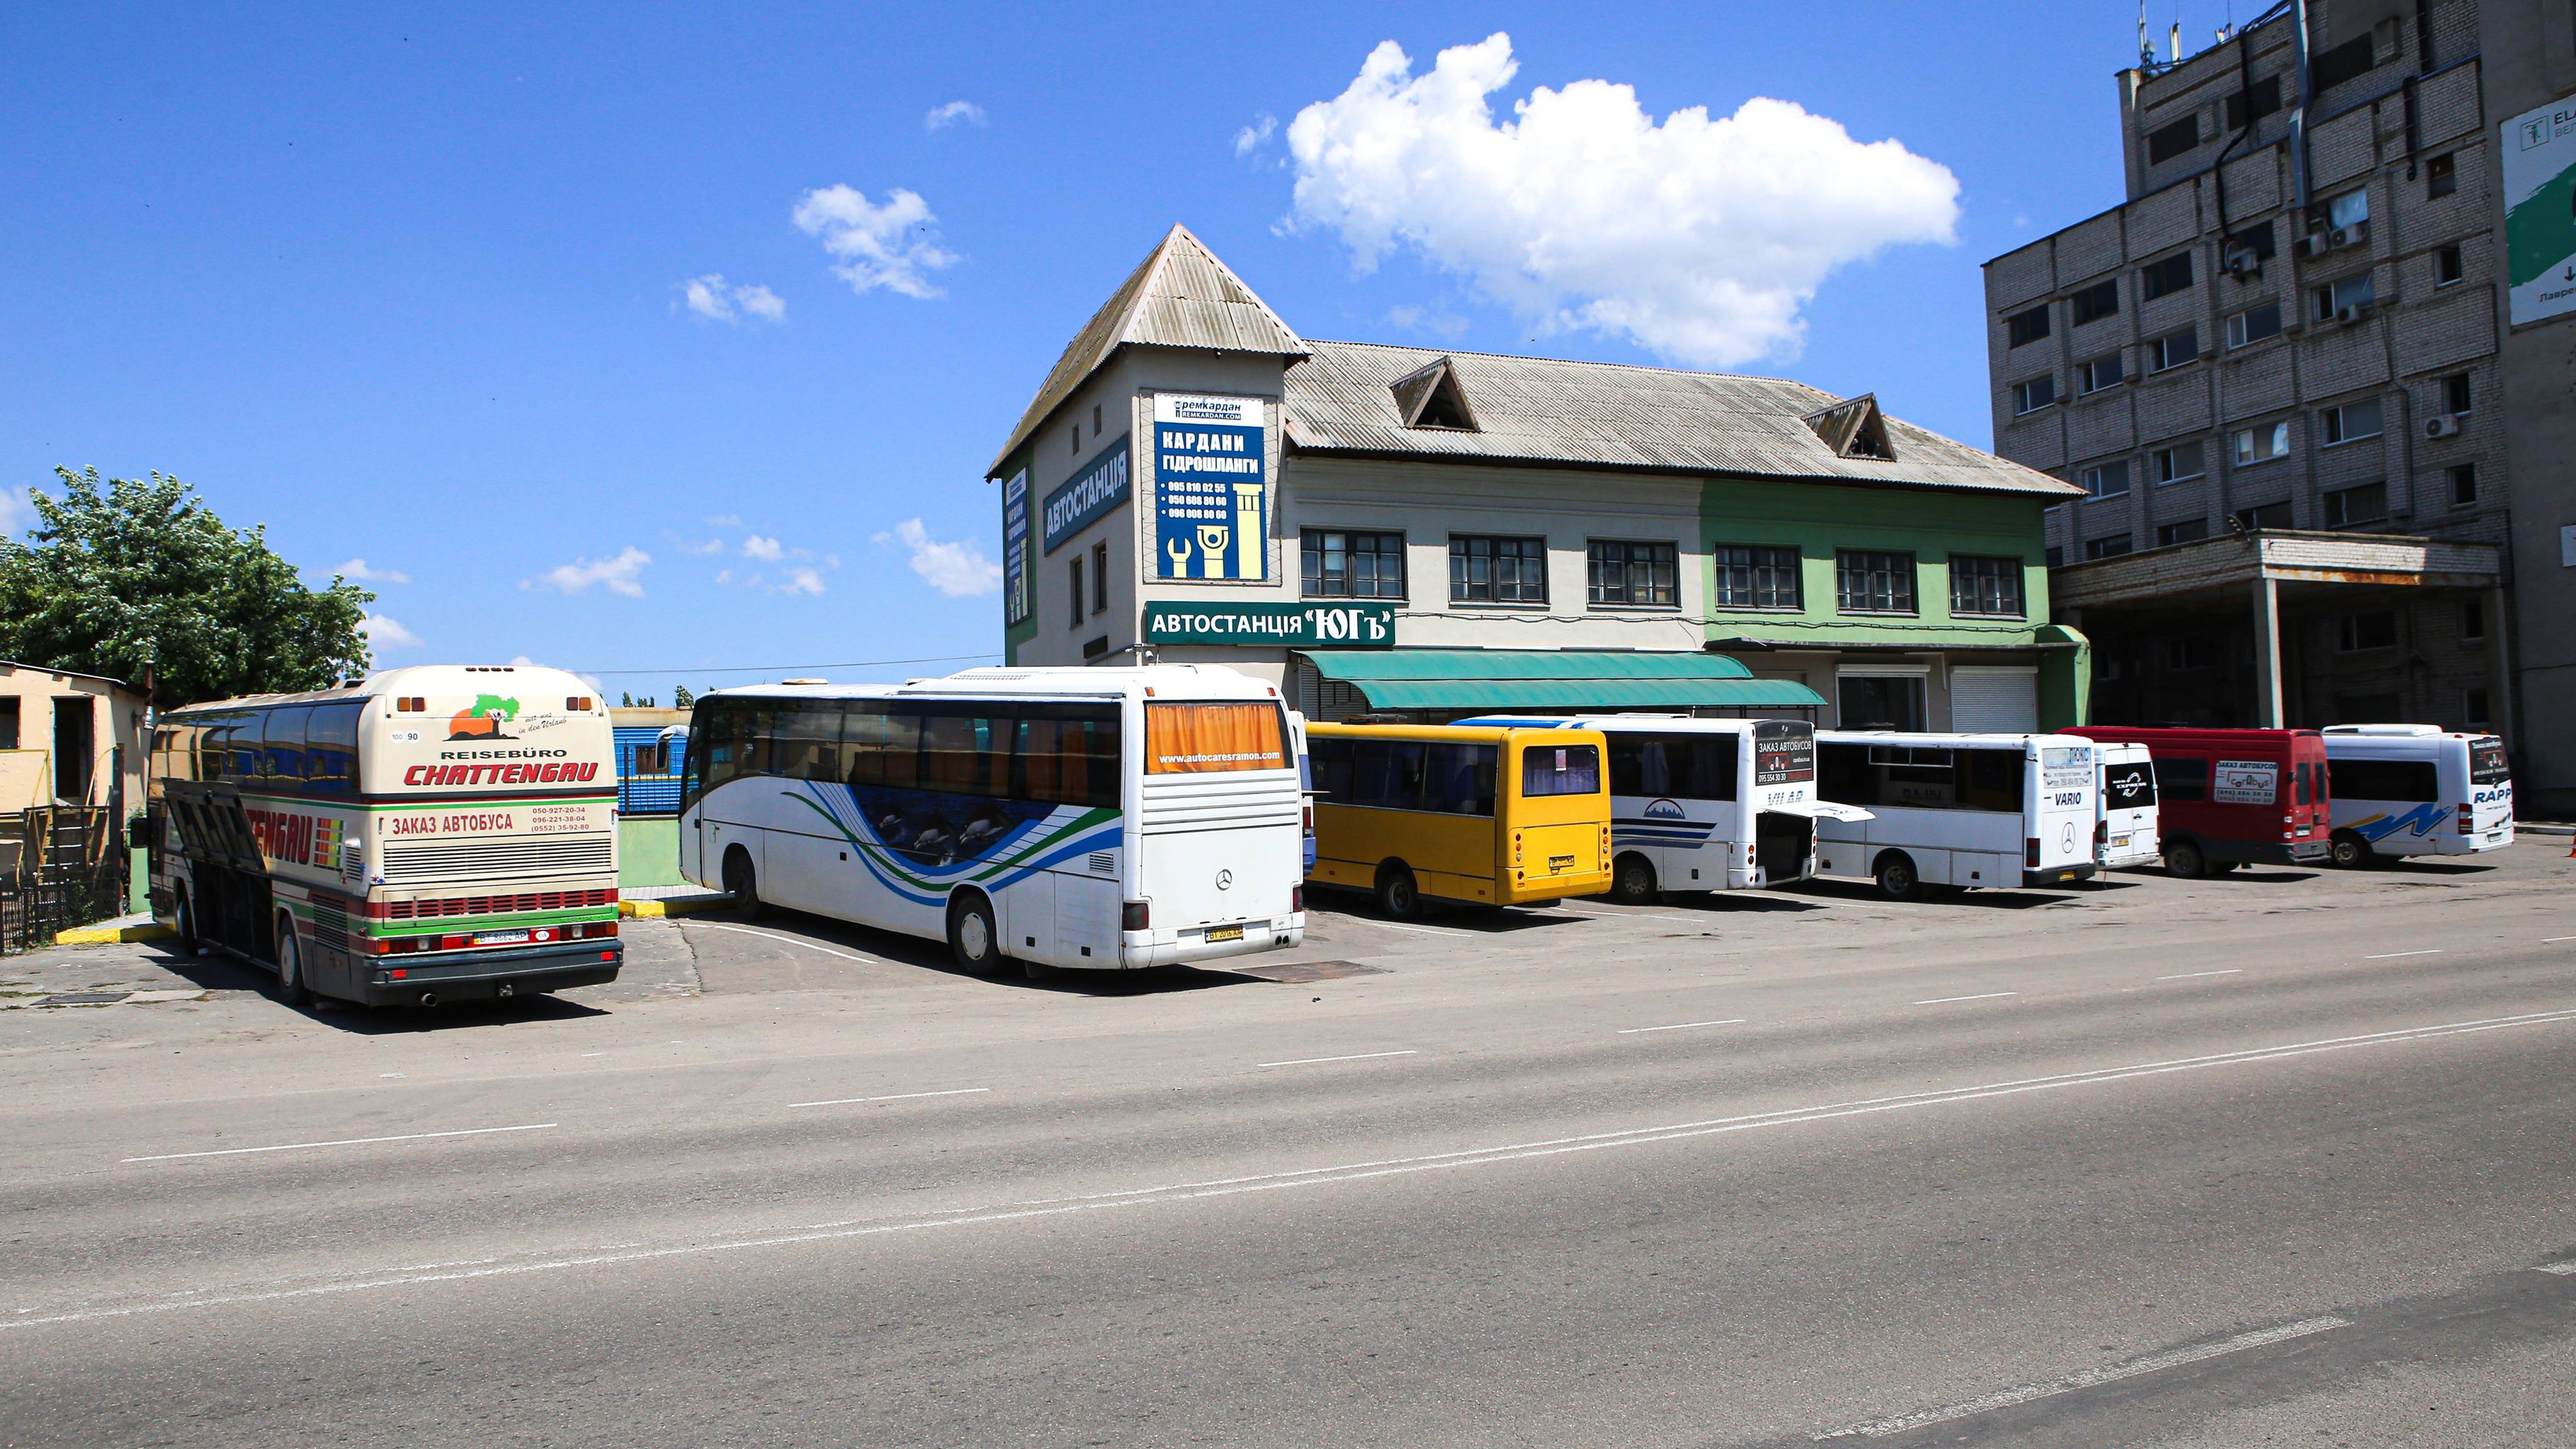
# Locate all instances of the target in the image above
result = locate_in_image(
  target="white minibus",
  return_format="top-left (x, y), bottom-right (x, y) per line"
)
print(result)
top-left (1814, 731), bottom-right (2100, 899)
top-left (1454, 715), bottom-right (1869, 903)
top-left (2320, 724), bottom-right (2514, 865)
top-left (679, 666), bottom-right (1306, 974)
top-left (2095, 741), bottom-right (2162, 870)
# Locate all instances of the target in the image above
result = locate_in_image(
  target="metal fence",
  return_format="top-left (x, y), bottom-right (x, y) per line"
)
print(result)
top-left (0, 807), bottom-right (129, 954)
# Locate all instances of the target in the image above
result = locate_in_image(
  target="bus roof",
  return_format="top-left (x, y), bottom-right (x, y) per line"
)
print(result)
top-left (1818, 729), bottom-right (2096, 749)
top-left (1305, 721), bottom-right (1602, 744)
top-left (705, 663), bottom-right (1283, 705)
top-left (164, 662), bottom-right (599, 717)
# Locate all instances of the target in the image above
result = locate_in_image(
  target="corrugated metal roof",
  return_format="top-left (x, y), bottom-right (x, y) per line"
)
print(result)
top-left (987, 226), bottom-right (1307, 476)
top-left (1295, 649), bottom-right (1825, 712)
top-left (1282, 341), bottom-right (2079, 497)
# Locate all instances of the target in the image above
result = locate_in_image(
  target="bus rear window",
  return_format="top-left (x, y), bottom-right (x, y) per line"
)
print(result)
top-left (2103, 762), bottom-right (2155, 808)
top-left (1521, 743), bottom-right (1601, 797)
top-left (1145, 703), bottom-right (1287, 773)
top-left (2471, 743), bottom-right (2510, 785)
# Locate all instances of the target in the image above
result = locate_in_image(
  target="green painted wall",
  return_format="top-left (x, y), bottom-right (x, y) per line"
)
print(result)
top-left (619, 816), bottom-right (683, 889)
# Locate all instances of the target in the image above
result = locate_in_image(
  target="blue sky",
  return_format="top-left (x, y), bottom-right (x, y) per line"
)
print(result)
top-left (1, 2), bottom-right (2250, 693)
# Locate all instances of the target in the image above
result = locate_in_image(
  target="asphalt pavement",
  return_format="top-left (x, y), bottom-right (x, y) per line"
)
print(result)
top-left (3, 841), bottom-right (2573, 1446)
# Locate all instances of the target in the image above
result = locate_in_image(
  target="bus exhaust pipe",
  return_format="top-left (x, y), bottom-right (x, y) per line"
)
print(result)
top-left (417, 991), bottom-right (439, 1008)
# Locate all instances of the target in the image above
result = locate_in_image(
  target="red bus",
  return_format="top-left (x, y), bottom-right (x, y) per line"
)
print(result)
top-left (2067, 727), bottom-right (2330, 878)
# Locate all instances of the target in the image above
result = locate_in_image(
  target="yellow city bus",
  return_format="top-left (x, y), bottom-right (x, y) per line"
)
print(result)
top-left (1305, 722), bottom-right (1611, 916)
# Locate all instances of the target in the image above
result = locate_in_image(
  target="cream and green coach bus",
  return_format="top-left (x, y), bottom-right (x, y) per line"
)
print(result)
top-left (148, 664), bottom-right (623, 1008)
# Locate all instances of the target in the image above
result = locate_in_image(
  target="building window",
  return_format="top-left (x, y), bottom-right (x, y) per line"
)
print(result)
top-left (2152, 439), bottom-right (2205, 484)
top-left (2076, 353), bottom-right (2125, 394)
top-left (2461, 598), bottom-right (2485, 642)
top-left (2007, 304), bottom-right (2051, 348)
top-left (2045, 545), bottom-right (2064, 567)
top-left (2311, 31), bottom-right (2381, 91)
top-left (1711, 545), bottom-right (1802, 611)
top-left (2225, 74), bottom-right (2283, 129)
top-left (1071, 422), bottom-right (1080, 456)
top-left (2337, 611), bottom-right (2399, 652)
top-left (2426, 152), bottom-right (2456, 199)
top-left (2225, 301), bottom-right (2282, 349)
top-left (2146, 327), bottom-right (2200, 372)
top-left (2234, 502), bottom-right (2293, 531)
top-left (1834, 550), bottom-right (1916, 615)
top-left (2156, 519), bottom-right (2210, 547)
top-left (2071, 279), bottom-right (2120, 326)
top-left (1449, 535), bottom-right (1547, 604)
top-left (2224, 220), bottom-right (2277, 264)
top-left (2011, 376), bottom-right (2057, 414)
top-left (2079, 459), bottom-right (2132, 500)
top-left (2311, 272), bottom-right (2375, 321)
top-left (2147, 113), bottom-right (2202, 163)
top-left (1091, 541), bottom-right (1109, 615)
top-left (1092, 403), bottom-right (1104, 436)
top-left (2233, 421), bottom-right (2291, 465)
top-left (2435, 244), bottom-right (2464, 285)
top-left (2140, 252), bottom-right (2195, 300)
top-left (1302, 530), bottom-right (1407, 599)
top-left (1586, 540), bottom-right (1678, 607)
top-left (1948, 555), bottom-right (2025, 618)
top-left (2321, 480), bottom-right (2388, 528)
top-left (1068, 555), bottom-right (1084, 630)
top-left (2449, 463), bottom-right (2478, 507)
top-left (2465, 687), bottom-right (2493, 729)
top-left (2321, 398), bottom-right (2384, 446)
top-left (2443, 373), bottom-right (2473, 415)
top-left (2084, 535), bottom-right (2134, 560)
top-left (1837, 674), bottom-right (1927, 730)
top-left (2323, 187), bottom-right (2371, 231)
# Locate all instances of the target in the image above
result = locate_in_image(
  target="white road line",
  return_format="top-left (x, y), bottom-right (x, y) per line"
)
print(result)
top-left (1813, 1315), bottom-right (2352, 1439)
top-left (27, 1005), bottom-right (2576, 1333)
top-left (1914, 991), bottom-right (2018, 1006)
top-left (1554, 906), bottom-right (1702, 925)
top-left (2545, 937), bottom-right (2576, 945)
top-left (2364, 949), bottom-right (2443, 959)
top-left (1617, 1018), bottom-right (1747, 1035)
top-left (787, 1087), bottom-right (990, 1109)
top-left (122, 1123), bottom-right (556, 1165)
top-left (1359, 919), bottom-right (1470, 937)
top-left (1257, 1049), bottom-right (1419, 1068)
top-left (2537, 1260), bottom-right (2576, 1276)
top-left (681, 920), bottom-right (885, 963)
top-left (2156, 969), bottom-right (2243, 981)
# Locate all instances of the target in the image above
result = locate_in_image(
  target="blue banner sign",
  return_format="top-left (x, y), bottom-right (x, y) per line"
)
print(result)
top-left (1153, 393), bottom-right (1266, 581)
top-left (1042, 439), bottom-right (1131, 555)
top-left (1000, 469), bottom-right (1030, 625)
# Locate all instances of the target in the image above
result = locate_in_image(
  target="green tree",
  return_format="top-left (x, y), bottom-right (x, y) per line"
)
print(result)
top-left (0, 468), bottom-right (375, 706)
top-left (671, 684), bottom-right (694, 709)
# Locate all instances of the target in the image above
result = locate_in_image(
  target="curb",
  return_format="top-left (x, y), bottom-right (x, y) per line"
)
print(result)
top-left (54, 922), bottom-right (178, 945)
top-left (620, 896), bottom-right (731, 919)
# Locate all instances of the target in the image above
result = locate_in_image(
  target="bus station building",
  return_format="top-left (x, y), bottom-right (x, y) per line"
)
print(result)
top-left (988, 226), bottom-right (2087, 733)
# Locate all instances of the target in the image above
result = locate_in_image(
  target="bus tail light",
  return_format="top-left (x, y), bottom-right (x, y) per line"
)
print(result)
top-left (1121, 901), bottom-right (1151, 931)
top-left (2458, 802), bottom-right (2473, 835)
top-left (1512, 831), bottom-right (1523, 865)
top-left (1291, 886), bottom-right (1304, 913)
top-left (1303, 802), bottom-right (1314, 836)
top-left (2025, 838), bottom-right (2041, 867)
top-left (2094, 821), bottom-right (2108, 849)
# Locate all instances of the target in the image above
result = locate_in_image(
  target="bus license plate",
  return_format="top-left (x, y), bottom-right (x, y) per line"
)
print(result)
top-left (473, 929), bottom-right (532, 946)
top-left (1204, 925), bottom-right (1244, 943)
top-left (2110, 834), bottom-right (2132, 850)
top-left (1549, 854), bottom-right (1576, 872)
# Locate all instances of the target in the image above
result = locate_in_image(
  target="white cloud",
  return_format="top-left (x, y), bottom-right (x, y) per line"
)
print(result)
top-left (335, 558), bottom-right (412, 584)
top-left (1387, 304), bottom-right (1469, 340)
top-left (680, 273), bottom-right (787, 324)
top-left (713, 568), bottom-right (732, 586)
top-left (792, 185), bottom-right (958, 300)
top-left (523, 545), bottom-right (651, 598)
top-left (782, 566), bottom-right (827, 596)
top-left (1284, 33), bottom-right (1961, 366)
top-left (882, 518), bottom-right (1000, 597)
top-left (924, 100), bottom-right (986, 131)
top-left (685, 538), bottom-right (727, 555)
top-left (1234, 112), bottom-right (1277, 154)
top-left (741, 534), bottom-right (785, 562)
top-left (0, 487), bottom-right (34, 538)
top-left (358, 613), bottom-right (422, 651)
top-left (704, 514), bottom-right (743, 527)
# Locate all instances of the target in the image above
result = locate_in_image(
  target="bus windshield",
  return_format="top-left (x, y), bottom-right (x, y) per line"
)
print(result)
top-left (1521, 743), bottom-right (1601, 796)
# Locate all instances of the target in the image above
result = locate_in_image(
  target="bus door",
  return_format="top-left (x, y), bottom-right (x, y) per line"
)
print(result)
top-left (2030, 744), bottom-right (2096, 880)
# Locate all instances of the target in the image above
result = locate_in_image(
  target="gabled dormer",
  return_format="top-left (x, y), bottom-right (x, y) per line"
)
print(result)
top-left (1801, 393), bottom-right (1896, 461)
top-left (1389, 356), bottom-right (1479, 431)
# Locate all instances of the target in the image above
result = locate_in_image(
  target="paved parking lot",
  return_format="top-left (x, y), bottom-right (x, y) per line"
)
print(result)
top-left (4, 838), bottom-right (2574, 1446)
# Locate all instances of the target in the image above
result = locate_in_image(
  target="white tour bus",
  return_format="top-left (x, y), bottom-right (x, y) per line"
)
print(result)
top-left (2095, 741), bottom-right (2163, 870)
top-left (1453, 715), bottom-right (1870, 902)
top-left (678, 665), bottom-right (1305, 974)
top-left (2320, 724), bottom-right (2514, 865)
top-left (1814, 731), bottom-right (2100, 899)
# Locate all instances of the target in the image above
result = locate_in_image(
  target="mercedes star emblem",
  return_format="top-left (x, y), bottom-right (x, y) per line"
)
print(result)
top-left (1215, 869), bottom-right (1233, 890)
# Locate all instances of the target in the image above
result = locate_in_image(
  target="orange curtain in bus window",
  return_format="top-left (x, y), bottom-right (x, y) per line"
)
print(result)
top-left (1145, 703), bottom-right (1286, 774)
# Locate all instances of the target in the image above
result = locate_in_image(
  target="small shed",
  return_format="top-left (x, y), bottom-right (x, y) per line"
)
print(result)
top-left (0, 662), bottom-right (148, 814)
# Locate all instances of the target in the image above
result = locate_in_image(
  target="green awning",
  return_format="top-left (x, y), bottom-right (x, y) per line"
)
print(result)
top-left (1294, 650), bottom-right (1827, 712)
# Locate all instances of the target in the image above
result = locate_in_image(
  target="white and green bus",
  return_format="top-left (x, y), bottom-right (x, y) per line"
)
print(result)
top-left (149, 664), bottom-right (624, 1008)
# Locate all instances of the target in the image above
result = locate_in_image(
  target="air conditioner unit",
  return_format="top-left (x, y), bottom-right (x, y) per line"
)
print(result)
top-left (2297, 231), bottom-right (2335, 258)
top-left (2425, 414), bottom-right (2463, 439)
top-left (2331, 221), bottom-right (2369, 248)
top-left (2335, 304), bottom-right (2366, 324)
top-left (2224, 248), bottom-right (2260, 277)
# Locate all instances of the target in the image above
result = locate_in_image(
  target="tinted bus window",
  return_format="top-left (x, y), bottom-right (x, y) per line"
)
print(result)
top-left (2470, 742), bottom-right (2510, 785)
top-left (920, 710), bottom-right (1007, 796)
top-left (2155, 755), bottom-right (2210, 802)
top-left (2330, 758), bottom-right (2439, 802)
top-left (1353, 739), bottom-right (1427, 808)
top-left (778, 704), bottom-right (845, 783)
top-left (262, 705), bottom-right (312, 785)
top-left (2103, 761), bottom-right (2156, 809)
top-left (1609, 734), bottom-right (1735, 801)
top-left (844, 707), bottom-right (921, 790)
top-left (1522, 744), bottom-right (1601, 797)
top-left (1422, 743), bottom-right (1498, 816)
top-left (306, 703), bottom-right (361, 792)
top-left (1015, 708), bottom-right (1119, 809)
top-left (2295, 762), bottom-right (2316, 806)
top-left (1145, 703), bottom-right (1287, 774)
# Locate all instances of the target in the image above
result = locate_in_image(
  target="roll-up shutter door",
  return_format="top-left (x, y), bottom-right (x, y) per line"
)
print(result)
top-left (1950, 670), bottom-right (2038, 733)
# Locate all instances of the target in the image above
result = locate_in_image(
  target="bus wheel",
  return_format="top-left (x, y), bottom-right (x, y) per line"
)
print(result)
top-left (1871, 851), bottom-right (1920, 901)
top-left (1610, 854), bottom-right (1659, 905)
top-left (173, 888), bottom-right (200, 957)
top-left (722, 848), bottom-right (764, 922)
top-left (272, 913), bottom-right (311, 1008)
top-left (2163, 839), bottom-right (2208, 879)
top-left (1375, 864), bottom-right (1421, 919)
top-left (947, 891), bottom-right (1002, 976)
top-left (2328, 831), bottom-right (2374, 870)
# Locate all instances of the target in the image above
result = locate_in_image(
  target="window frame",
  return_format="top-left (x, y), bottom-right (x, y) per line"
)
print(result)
top-left (2321, 398), bottom-right (2384, 447)
top-left (1584, 538), bottom-right (1680, 609)
top-left (2076, 352), bottom-right (2125, 394)
top-left (2079, 458), bottom-right (2132, 500)
top-left (1709, 543), bottom-right (1803, 612)
top-left (1832, 550), bottom-right (1918, 616)
top-left (2232, 420), bottom-right (2292, 466)
top-left (1447, 534), bottom-right (1549, 606)
top-left (1300, 528), bottom-right (1408, 600)
top-left (2224, 301), bottom-right (2282, 350)
top-left (2139, 251), bottom-right (2195, 300)
top-left (2335, 610), bottom-right (2400, 652)
top-left (2434, 244), bottom-right (2464, 287)
top-left (2425, 152), bottom-right (2456, 199)
top-left (1947, 555), bottom-right (2026, 619)
top-left (2152, 439), bottom-right (2206, 485)
top-left (2082, 534), bottom-right (2135, 561)
top-left (2146, 326), bottom-right (2200, 373)
top-left (2069, 279), bottom-right (2120, 327)
top-left (2006, 304), bottom-right (2051, 349)
top-left (2321, 480), bottom-right (2389, 529)
top-left (2010, 376), bottom-right (2057, 415)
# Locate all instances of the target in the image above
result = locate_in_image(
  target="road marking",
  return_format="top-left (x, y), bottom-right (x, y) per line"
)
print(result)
top-left (1914, 991), bottom-right (2018, 1005)
top-left (2364, 949), bottom-right (2442, 959)
top-left (27, 1006), bottom-right (2576, 1333)
top-left (2156, 969), bottom-right (2243, 981)
top-left (2538, 1260), bottom-right (2576, 1276)
top-left (1359, 919), bottom-right (1470, 937)
top-left (787, 1087), bottom-right (990, 1109)
top-left (1257, 1049), bottom-right (1419, 1068)
top-left (122, 1123), bottom-right (557, 1164)
top-left (1813, 1315), bottom-right (2352, 1439)
top-left (681, 921), bottom-right (885, 963)
top-left (1554, 906), bottom-right (1702, 924)
top-left (1617, 1018), bottom-right (1747, 1035)
top-left (2544, 937), bottom-right (2576, 945)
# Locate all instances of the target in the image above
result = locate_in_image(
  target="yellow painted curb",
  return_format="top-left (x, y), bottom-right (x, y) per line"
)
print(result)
top-left (54, 923), bottom-right (177, 946)
top-left (620, 896), bottom-right (729, 919)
